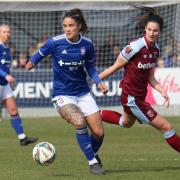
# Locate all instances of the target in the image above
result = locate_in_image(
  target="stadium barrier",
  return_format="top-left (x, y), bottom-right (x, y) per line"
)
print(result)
top-left (2, 67), bottom-right (180, 117)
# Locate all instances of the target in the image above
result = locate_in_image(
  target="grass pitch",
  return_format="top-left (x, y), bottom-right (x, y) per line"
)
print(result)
top-left (0, 116), bottom-right (180, 180)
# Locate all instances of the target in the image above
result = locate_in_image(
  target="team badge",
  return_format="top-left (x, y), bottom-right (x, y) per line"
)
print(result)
top-left (149, 54), bottom-right (153, 58)
top-left (144, 55), bottom-right (147, 58)
top-left (57, 97), bottom-right (64, 104)
top-left (125, 46), bottom-right (132, 54)
top-left (147, 110), bottom-right (154, 118)
top-left (80, 47), bottom-right (86, 55)
top-left (153, 52), bottom-right (158, 59)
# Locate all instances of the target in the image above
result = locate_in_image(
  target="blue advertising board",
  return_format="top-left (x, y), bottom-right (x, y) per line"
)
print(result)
top-left (12, 69), bottom-right (123, 107)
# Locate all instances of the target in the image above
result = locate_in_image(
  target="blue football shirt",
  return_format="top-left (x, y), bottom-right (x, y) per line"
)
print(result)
top-left (30, 34), bottom-right (98, 97)
top-left (0, 43), bottom-right (11, 85)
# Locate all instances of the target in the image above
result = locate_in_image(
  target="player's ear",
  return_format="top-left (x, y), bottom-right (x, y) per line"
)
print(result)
top-left (78, 23), bottom-right (82, 32)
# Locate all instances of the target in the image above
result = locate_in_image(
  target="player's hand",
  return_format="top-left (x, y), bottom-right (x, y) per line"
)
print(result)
top-left (5, 74), bottom-right (15, 84)
top-left (25, 61), bottom-right (35, 70)
top-left (97, 83), bottom-right (108, 95)
top-left (162, 91), bottom-right (170, 108)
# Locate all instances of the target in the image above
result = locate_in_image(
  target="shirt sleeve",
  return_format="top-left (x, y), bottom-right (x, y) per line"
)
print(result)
top-left (29, 38), bottom-right (54, 65)
top-left (120, 44), bottom-right (137, 62)
top-left (85, 62), bottom-right (101, 85)
top-left (85, 42), bottom-right (96, 63)
top-left (0, 68), bottom-right (8, 78)
top-left (85, 42), bottom-right (101, 85)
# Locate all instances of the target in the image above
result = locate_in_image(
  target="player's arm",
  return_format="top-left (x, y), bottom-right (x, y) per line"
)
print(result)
top-left (99, 43), bottom-right (138, 80)
top-left (85, 42), bottom-right (108, 94)
top-left (0, 68), bottom-right (8, 78)
top-left (0, 68), bottom-right (14, 83)
top-left (85, 60), bottom-right (108, 94)
top-left (148, 68), bottom-right (169, 107)
top-left (26, 38), bottom-right (54, 70)
top-left (99, 54), bottom-right (127, 80)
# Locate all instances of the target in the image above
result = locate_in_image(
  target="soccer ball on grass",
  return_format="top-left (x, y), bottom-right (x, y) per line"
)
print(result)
top-left (32, 142), bottom-right (56, 166)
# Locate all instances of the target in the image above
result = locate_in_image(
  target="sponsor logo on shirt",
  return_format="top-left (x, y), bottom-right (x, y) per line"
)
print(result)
top-left (137, 62), bottom-right (156, 69)
top-left (0, 59), bottom-right (10, 64)
top-left (58, 60), bottom-right (85, 66)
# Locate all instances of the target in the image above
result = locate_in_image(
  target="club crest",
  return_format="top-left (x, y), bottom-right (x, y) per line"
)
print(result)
top-left (80, 47), bottom-right (86, 55)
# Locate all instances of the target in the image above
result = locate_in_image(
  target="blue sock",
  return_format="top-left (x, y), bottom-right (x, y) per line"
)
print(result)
top-left (10, 115), bottom-right (25, 137)
top-left (76, 127), bottom-right (95, 161)
top-left (90, 135), bottom-right (103, 154)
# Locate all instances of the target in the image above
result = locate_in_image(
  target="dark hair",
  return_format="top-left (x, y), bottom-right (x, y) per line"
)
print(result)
top-left (130, 5), bottom-right (164, 31)
top-left (63, 8), bottom-right (88, 33)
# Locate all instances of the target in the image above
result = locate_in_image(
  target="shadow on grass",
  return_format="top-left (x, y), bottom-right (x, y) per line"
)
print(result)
top-left (52, 173), bottom-right (74, 177)
top-left (105, 166), bottom-right (180, 174)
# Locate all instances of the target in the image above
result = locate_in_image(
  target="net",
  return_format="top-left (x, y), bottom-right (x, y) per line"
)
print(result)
top-left (0, 2), bottom-right (179, 116)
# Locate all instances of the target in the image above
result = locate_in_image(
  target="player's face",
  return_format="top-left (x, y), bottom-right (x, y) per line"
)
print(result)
top-left (145, 22), bottom-right (160, 45)
top-left (0, 26), bottom-right (11, 44)
top-left (63, 17), bottom-right (81, 42)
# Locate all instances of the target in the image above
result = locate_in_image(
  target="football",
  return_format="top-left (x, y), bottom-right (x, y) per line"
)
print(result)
top-left (32, 142), bottom-right (56, 166)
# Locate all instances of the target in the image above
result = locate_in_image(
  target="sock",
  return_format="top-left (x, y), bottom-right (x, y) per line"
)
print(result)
top-left (100, 110), bottom-right (121, 125)
top-left (164, 129), bottom-right (180, 152)
top-left (90, 134), bottom-right (103, 155)
top-left (119, 116), bottom-right (125, 127)
top-left (10, 115), bottom-right (26, 139)
top-left (76, 127), bottom-right (96, 162)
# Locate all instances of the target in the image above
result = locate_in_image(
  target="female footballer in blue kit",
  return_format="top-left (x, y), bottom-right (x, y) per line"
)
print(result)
top-left (0, 24), bottom-right (38, 146)
top-left (26, 9), bottom-right (107, 175)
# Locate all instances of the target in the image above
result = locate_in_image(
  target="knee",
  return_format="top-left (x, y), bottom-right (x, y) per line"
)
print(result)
top-left (92, 128), bottom-right (104, 140)
top-left (163, 122), bottom-right (173, 132)
top-left (119, 115), bottom-right (135, 128)
top-left (9, 108), bottom-right (18, 116)
top-left (64, 113), bottom-right (86, 129)
top-left (73, 119), bottom-right (86, 129)
top-left (123, 120), bottom-right (134, 128)
top-left (124, 123), bottom-right (133, 128)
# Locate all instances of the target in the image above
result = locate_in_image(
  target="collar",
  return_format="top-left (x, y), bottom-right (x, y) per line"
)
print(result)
top-left (65, 34), bottom-right (82, 45)
top-left (143, 35), bottom-right (159, 49)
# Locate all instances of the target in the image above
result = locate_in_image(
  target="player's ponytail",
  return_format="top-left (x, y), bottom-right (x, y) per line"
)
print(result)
top-left (130, 4), bottom-right (164, 32)
top-left (63, 8), bottom-right (88, 33)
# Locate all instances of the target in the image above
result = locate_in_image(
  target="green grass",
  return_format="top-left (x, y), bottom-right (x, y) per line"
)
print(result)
top-left (0, 116), bottom-right (180, 180)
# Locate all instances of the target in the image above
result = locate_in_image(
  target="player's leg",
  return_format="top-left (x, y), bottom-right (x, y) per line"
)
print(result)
top-left (150, 114), bottom-right (180, 152)
top-left (85, 112), bottom-right (104, 167)
top-left (78, 93), bottom-right (104, 154)
top-left (127, 93), bottom-right (180, 153)
top-left (4, 96), bottom-right (25, 139)
top-left (100, 109), bottom-right (122, 125)
top-left (53, 96), bottom-right (104, 175)
top-left (59, 103), bottom-right (96, 163)
top-left (100, 109), bottom-right (136, 128)
top-left (78, 93), bottom-right (105, 170)
top-left (2, 85), bottom-right (38, 145)
top-left (100, 92), bottom-right (137, 128)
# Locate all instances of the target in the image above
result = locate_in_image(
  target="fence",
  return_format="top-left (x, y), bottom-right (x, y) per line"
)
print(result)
top-left (1, 1), bottom-right (180, 117)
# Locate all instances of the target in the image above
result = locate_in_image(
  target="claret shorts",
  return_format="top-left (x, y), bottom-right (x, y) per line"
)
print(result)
top-left (121, 91), bottom-right (157, 124)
